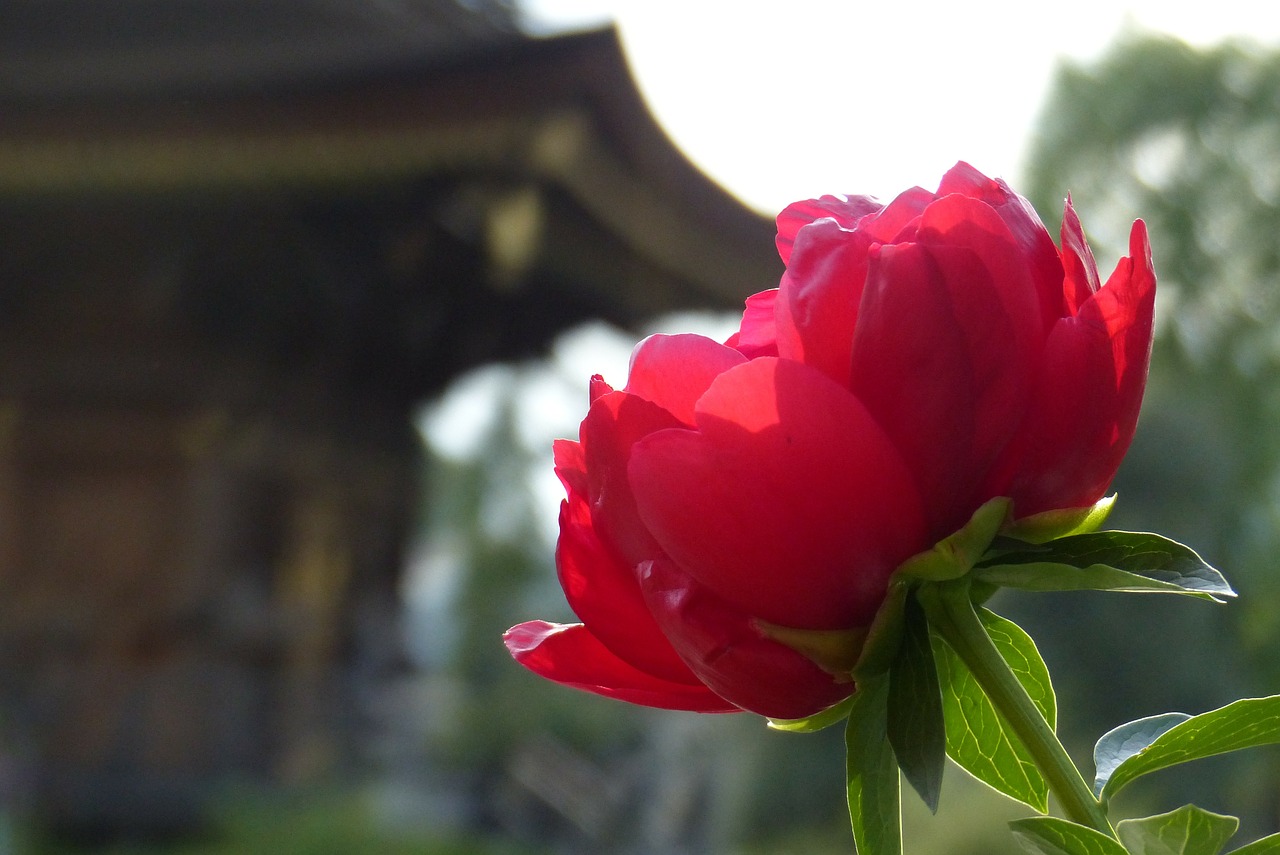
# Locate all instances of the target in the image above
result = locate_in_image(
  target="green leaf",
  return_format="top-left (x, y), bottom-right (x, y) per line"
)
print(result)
top-left (1009, 817), bottom-right (1129, 855)
top-left (932, 608), bottom-right (1055, 811)
top-left (887, 593), bottom-right (946, 812)
top-left (768, 694), bottom-right (855, 733)
top-left (846, 675), bottom-right (901, 855)
top-left (973, 531), bottom-right (1234, 602)
top-left (1101, 695), bottom-right (1280, 803)
top-left (1092, 712), bottom-right (1192, 796)
top-left (1116, 805), bottom-right (1239, 855)
top-left (1228, 832), bottom-right (1280, 854)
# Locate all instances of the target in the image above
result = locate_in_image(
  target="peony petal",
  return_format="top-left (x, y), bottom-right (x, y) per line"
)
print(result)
top-left (857, 185), bottom-right (934, 243)
top-left (589, 374), bottom-right (613, 402)
top-left (775, 184), bottom-right (945, 386)
top-left (1105, 220), bottom-right (1157, 389)
top-left (629, 357), bottom-right (926, 630)
top-left (850, 235), bottom-right (1036, 538)
top-left (775, 218), bottom-right (876, 385)
top-left (1060, 195), bottom-right (1102, 315)
top-left (556, 493), bottom-right (698, 683)
top-left (625, 334), bottom-right (747, 426)
top-left (936, 160), bottom-right (1012, 204)
top-left (776, 194), bottom-right (880, 265)
top-left (916, 193), bottom-right (1046, 368)
top-left (580, 390), bottom-right (684, 568)
top-left (638, 559), bottom-right (854, 720)
top-left (937, 162), bottom-right (1065, 330)
top-left (725, 288), bottom-right (780, 358)
top-left (504, 621), bottom-right (738, 712)
top-left (552, 438), bottom-right (586, 498)
top-left (1006, 220), bottom-right (1156, 516)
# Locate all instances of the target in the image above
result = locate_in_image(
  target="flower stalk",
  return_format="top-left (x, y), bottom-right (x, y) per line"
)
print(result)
top-left (918, 579), bottom-right (1116, 839)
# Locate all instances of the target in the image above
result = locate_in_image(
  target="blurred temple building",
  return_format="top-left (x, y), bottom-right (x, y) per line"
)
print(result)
top-left (0, 0), bottom-right (778, 838)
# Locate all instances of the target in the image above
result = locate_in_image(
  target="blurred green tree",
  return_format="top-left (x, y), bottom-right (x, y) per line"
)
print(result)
top-left (1017, 30), bottom-right (1280, 835)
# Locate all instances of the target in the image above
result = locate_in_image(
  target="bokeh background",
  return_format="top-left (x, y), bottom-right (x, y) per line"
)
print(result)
top-left (0, 1), bottom-right (1278, 853)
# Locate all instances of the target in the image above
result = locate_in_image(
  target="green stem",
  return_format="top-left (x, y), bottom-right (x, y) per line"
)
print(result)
top-left (919, 580), bottom-right (1116, 838)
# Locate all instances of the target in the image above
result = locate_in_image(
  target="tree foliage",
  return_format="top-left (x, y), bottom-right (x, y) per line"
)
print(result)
top-left (1019, 30), bottom-right (1280, 832)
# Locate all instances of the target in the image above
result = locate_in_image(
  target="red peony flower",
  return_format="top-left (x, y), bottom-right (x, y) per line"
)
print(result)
top-left (505, 162), bottom-right (1156, 719)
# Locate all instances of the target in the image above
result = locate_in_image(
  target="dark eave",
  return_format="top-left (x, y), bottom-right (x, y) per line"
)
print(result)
top-left (0, 18), bottom-right (780, 311)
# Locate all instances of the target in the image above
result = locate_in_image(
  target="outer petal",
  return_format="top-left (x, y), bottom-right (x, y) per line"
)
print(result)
top-left (552, 438), bottom-right (586, 498)
top-left (556, 493), bottom-right (696, 683)
top-left (850, 223), bottom-right (1038, 537)
top-left (589, 374), bottom-right (613, 402)
top-left (1060, 195), bottom-right (1102, 315)
top-left (936, 160), bottom-right (1018, 202)
top-left (580, 390), bottom-right (684, 568)
top-left (1006, 220), bottom-right (1156, 516)
top-left (776, 194), bottom-right (880, 265)
top-left (624, 333), bottom-right (747, 426)
top-left (504, 621), bottom-right (738, 713)
top-left (916, 193), bottom-right (1046, 365)
top-left (629, 357), bottom-right (926, 631)
top-left (725, 288), bottom-right (780, 358)
top-left (937, 161), bottom-right (1066, 329)
top-left (775, 217), bottom-right (876, 385)
top-left (638, 559), bottom-right (853, 720)
top-left (774, 185), bottom-right (941, 386)
top-left (856, 185), bottom-right (934, 243)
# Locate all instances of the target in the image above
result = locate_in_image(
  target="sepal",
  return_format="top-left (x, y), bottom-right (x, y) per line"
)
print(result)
top-left (897, 497), bottom-right (1011, 582)
top-left (1002, 495), bottom-right (1116, 544)
top-left (852, 580), bottom-right (911, 681)
top-left (755, 620), bottom-right (866, 677)
top-left (767, 694), bottom-right (856, 733)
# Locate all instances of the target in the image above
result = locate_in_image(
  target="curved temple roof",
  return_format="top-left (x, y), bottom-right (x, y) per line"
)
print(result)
top-left (0, 0), bottom-right (780, 321)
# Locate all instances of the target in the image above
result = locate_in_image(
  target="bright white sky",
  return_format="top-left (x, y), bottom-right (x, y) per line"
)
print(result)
top-left (519, 0), bottom-right (1280, 212)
